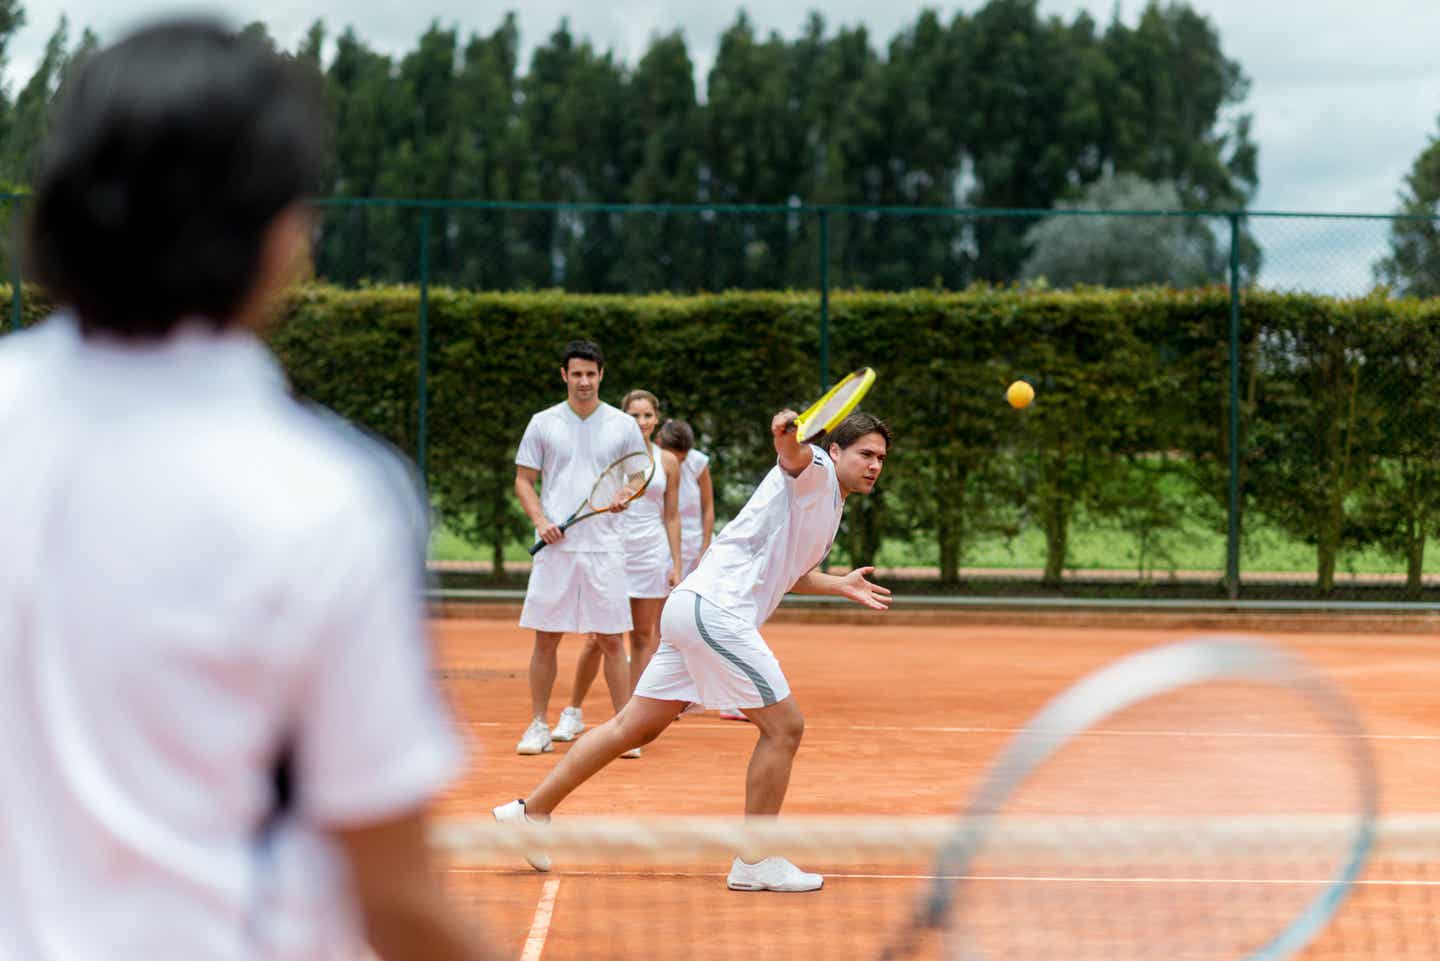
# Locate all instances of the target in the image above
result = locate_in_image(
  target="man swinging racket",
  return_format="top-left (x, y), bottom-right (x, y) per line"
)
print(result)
top-left (498, 398), bottom-right (892, 893)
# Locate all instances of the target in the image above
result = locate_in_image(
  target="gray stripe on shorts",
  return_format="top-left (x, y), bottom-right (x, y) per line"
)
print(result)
top-left (692, 593), bottom-right (777, 706)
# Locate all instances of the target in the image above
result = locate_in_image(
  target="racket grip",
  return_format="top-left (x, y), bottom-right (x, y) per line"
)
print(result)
top-left (528, 539), bottom-right (547, 555)
top-left (783, 417), bottom-right (798, 434)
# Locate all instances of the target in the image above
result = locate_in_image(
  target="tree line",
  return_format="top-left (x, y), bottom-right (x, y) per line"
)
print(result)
top-left (288, 1), bottom-right (1258, 292)
top-left (253, 284), bottom-right (1440, 598)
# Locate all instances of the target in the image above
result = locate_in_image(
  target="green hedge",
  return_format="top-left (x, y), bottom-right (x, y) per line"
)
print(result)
top-left (11, 283), bottom-right (1440, 595)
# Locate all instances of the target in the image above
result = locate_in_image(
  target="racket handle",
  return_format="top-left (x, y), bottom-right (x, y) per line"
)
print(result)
top-left (783, 417), bottom-right (799, 434)
top-left (528, 539), bottom-right (546, 555)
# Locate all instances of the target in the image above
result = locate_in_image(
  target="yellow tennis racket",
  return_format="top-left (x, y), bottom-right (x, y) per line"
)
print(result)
top-left (787, 367), bottom-right (877, 442)
top-left (529, 451), bottom-right (655, 555)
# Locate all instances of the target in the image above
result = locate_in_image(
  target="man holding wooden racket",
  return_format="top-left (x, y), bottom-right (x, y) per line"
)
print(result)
top-left (498, 372), bottom-right (892, 892)
top-left (514, 340), bottom-right (649, 756)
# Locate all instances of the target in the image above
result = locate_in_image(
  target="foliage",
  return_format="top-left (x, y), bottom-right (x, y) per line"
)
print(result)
top-left (1020, 174), bottom-right (1225, 288)
top-left (1374, 120), bottom-right (1440, 298)
top-left (243, 284), bottom-right (1440, 594)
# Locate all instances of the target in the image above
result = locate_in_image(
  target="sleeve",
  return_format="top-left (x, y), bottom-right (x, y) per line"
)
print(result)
top-left (290, 489), bottom-right (467, 828)
top-left (689, 449), bottom-right (711, 476)
top-left (619, 410), bottom-right (647, 459)
top-left (515, 414), bottom-right (545, 470)
top-left (788, 444), bottom-right (836, 502)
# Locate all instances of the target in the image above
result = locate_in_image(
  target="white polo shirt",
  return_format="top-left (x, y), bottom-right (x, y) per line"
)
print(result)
top-left (515, 400), bottom-right (647, 552)
top-left (0, 317), bottom-right (465, 961)
top-left (679, 445), bottom-right (843, 626)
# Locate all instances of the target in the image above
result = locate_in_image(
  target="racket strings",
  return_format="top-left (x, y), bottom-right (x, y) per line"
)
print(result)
top-left (586, 453), bottom-right (652, 511)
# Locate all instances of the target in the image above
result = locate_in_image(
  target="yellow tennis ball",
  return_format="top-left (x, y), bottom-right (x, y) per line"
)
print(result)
top-left (1006, 380), bottom-right (1035, 409)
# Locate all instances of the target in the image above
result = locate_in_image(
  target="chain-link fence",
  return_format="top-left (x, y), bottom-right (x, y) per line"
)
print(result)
top-left (8, 196), bottom-right (1440, 601)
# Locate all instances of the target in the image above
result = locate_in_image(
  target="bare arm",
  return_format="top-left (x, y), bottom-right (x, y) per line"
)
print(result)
top-left (771, 409), bottom-right (810, 478)
top-left (661, 451), bottom-right (683, 586)
top-left (515, 465), bottom-right (562, 545)
top-left (697, 464), bottom-right (714, 555)
top-left (791, 566), bottom-right (892, 611)
top-left (331, 809), bottom-right (503, 961)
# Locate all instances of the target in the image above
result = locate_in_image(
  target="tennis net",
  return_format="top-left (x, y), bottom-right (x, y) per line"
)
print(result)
top-left (431, 815), bottom-right (1440, 961)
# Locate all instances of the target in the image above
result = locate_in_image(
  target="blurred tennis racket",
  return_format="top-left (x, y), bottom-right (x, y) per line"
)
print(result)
top-left (881, 637), bottom-right (1379, 961)
top-left (787, 367), bottom-right (877, 442)
top-left (529, 450), bottom-right (655, 555)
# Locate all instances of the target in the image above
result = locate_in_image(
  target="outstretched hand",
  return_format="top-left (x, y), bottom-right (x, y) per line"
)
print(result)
top-left (840, 566), bottom-right (892, 611)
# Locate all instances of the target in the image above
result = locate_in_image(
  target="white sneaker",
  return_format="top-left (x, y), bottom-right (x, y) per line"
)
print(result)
top-left (516, 718), bottom-right (553, 755)
top-left (620, 746), bottom-right (642, 759)
top-left (726, 856), bottom-right (823, 892)
top-left (492, 799), bottom-right (551, 872)
top-left (551, 706), bottom-right (585, 742)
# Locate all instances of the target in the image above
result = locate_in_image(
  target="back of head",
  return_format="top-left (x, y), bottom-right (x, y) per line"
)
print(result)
top-left (656, 418), bottom-right (695, 454)
top-left (26, 19), bottom-right (328, 339)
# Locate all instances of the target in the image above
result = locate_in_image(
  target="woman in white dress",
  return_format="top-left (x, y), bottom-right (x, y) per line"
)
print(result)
top-left (656, 419), bottom-right (714, 577)
top-left (552, 389), bottom-right (682, 756)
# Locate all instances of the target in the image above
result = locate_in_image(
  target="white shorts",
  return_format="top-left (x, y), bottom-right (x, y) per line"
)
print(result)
top-left (519, 548), bottom-right (632, 635)
top-left (634, 590), bottom-right (791, 710)
top-left (624, 529), bottom-right (673, 599)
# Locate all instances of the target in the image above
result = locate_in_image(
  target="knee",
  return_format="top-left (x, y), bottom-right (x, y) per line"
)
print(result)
top-left (592, 633), bottom-right (624, 656)
top-left (769, 713), bottom-right (805, 751)
top-left (534, 633), bottom-right (563, 655)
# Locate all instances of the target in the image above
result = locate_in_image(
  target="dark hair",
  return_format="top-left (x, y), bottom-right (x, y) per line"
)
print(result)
top-left (25, 19), bottom-right (328, 339)
top-left (655, 419), bottom-right (695, 454)
top-left (824, 411), bottom-right (892, 451)
top-left (561, 340), bottom-right (604, 371)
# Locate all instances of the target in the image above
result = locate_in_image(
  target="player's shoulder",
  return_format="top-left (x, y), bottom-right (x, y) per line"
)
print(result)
top-left (237, 398), bottom-right (426, 542)
top-left (525, 401), bottom-right (568, 426)
top-left (0, 314), bottom-right (78, 413)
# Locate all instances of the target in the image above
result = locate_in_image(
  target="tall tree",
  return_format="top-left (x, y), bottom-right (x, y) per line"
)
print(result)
top-left (1374, 122), bottom-right (1440, 297)
top-left (620, 31), bottom-right (702, 291)
top-left (1020, 173), bottom-right (1225, 287)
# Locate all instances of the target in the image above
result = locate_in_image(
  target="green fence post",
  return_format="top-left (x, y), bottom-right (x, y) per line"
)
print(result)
top-left (10, 197), bottom-right (21, 332)
top-left (417, 208), bottom-right (431, 483)
top-left (818, 208), bottom-right (830, 390)
top-left (1226, 212), bottom-right (1242, 599)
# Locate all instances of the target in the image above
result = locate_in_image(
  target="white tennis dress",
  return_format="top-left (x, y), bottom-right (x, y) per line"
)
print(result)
top-left (624, 442), bottom-right (673, 599)
top-left (676, 448), bottom-right (711, 577)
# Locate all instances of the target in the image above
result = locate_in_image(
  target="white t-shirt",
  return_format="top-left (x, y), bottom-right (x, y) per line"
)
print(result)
top-left (677, 448), bottom-right (711, 548)
top-left (515, 400), bottom-right (647, 553)
top-left (0, 317), bottom-right (465, 961)
top-left (679, 445), bottom-right (843, 626)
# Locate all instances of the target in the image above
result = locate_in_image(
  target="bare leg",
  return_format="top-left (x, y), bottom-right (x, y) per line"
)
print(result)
top-left (740, 697), bottom-right (806, 816)
top-left (567, 635), bottom-right (604, 710)
top-left (591, 632), bottom-right (630, 714)
top-left (627, 597), bottom-right (665, 696)
top-left (525, 696), bottom-right (686, 815)
top-left (528, 632), bottom-right (564, 720)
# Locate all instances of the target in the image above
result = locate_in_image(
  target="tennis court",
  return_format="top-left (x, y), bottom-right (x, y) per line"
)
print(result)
top-left (426, 612), bottom-right (1440, 960)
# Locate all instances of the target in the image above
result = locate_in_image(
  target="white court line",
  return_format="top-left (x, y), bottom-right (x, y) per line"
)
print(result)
top-left (448, 867), bottom-right (1440, 888)
top-left (461, 720), bottom-right (1440, 740)
top-left (520, 878), bottom-right (560, 961)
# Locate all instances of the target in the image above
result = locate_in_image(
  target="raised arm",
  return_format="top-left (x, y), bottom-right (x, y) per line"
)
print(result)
top-left (772, 409), bottom-right (811, 478)
top-left (791, 566), bottom-right (892, 611)
top-left (515, 465), bottom-right (562, 545)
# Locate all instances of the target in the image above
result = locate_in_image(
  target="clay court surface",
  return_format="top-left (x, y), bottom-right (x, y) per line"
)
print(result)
top-left (429, 615), bottom-right (1440, 960)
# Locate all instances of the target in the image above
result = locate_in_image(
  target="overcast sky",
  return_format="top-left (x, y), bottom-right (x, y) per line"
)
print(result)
top-left (8, 0), bottom-right (1439, 292)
